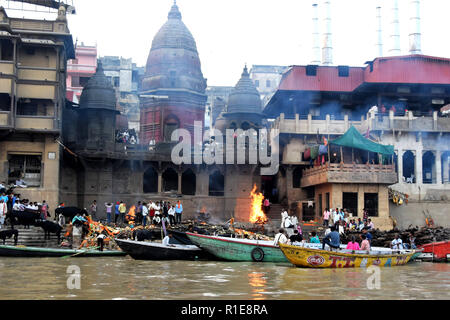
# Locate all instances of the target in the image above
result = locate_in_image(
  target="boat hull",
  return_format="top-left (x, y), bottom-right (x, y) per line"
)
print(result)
top-left (186, 233), bottom-right (289, 263)
top-left (418, 241), bottom-right (450, 262)
top-left (279, 244), bottom-right (417, 268)
top-left (0, 245), bottom-right (126, 258)
top-left (115, 239), bottom-right (204, 260)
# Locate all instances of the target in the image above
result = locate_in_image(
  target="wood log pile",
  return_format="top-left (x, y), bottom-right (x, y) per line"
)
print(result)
top-left (341, 226), bottom-right (450, 248)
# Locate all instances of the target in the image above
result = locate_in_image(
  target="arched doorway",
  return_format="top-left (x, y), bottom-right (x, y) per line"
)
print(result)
top-left (422, 151), bottom-right (436, 184)
top-left (403, 151), bottom-right (415, 183)
top-left (293, 167), bottom-right (302, 188)
top-left (209, 170), bottom-right (224, 196)
top-left (143, 167), bottom-right (158, 193)
top-left (182, 169), bottom-right (196, 195)
top-left (163, 114), bottom-right (180, 142)
top-left (163, 168), bottom-right (178, 192)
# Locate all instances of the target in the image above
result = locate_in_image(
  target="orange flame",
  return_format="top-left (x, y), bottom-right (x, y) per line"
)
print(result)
top-left (249, 184), bottom-right (268, 224)
top-left (126, 205), bottom-right (136, 224)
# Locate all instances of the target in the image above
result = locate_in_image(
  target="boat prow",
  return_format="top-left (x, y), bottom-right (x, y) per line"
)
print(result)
top-left (0, 245), bottom-right (126, 258)
top-left (279, 243), bottom-right (418, 268)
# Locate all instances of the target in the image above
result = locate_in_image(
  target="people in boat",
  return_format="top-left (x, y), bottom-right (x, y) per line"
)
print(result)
top-left (273, 228), bottom-right (289, 246)
top-left (360, 234), bottom-right (371, 252)
top-left (390, 234), bottom-right (404, 250)
top-left (162, 233), bottom-right (174, 246)
top-left (289, 229), bottom-right (303, 245)
top-left (310, 231), bottom-right (320, 243)
top-left (404, 233), bottom-right (416, 249)
top-left (346, 236), bottom-right (361, 251)
top-left (362, 228), bottom-right (373, 244)
top-left (322, 226), bottom-right (340, 250)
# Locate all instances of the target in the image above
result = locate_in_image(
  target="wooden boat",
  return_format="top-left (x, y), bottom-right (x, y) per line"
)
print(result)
top-left (115, 239), bottom-right (204, 260)
top-left (279, 243), bottom-right (417, 268)
top-left (0, 245), bottom-right (127, 258)
top-left (186, 232), bottom-right (289, 263)
top-left (417, 241), bottom-right (450, 262)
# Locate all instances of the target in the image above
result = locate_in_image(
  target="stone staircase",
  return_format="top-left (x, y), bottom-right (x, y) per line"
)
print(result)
top-left (1, 226), bottom-right (63, 248)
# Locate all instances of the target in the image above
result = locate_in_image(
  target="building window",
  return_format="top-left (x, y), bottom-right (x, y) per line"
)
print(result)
top-left (292, 167), bottom-right (302, 188)
top-left (364, 193), bottom-right (378, 217)
top-left (266, 80), bottom-right (271, 88)
top-left (8, 154), bottom-right (42, 187)
top-left (0, 39), bottom-right (14, 61)
top-left (306, 65), bottom-right (317, 76)
top-left (338, 66), bottom-right (349, 77)
top-left (209, 170), bottom-right (224, 196)
top-left (254, 80), bottom-right (259, 88)
top-left (80, 77), bottom-right (90, 88)
top-left (343, 192), bottom-right (358, 217)
top-left (113, 77), bottom-right (120, 87)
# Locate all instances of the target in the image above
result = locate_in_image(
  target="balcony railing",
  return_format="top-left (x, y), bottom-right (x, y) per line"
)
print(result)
top-left (301, 162), bottom-right (397, 187)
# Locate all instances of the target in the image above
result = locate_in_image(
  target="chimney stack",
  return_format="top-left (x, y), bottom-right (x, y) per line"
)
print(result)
top-left (322, 0), bottom-right (333, 65)
top-left (409, 0), bottom-right (422, 54)
top-left (375, 4), bottom-right (383, 57)
top-left (311, 2), bottom-right (321, 65)
top-left (389, 0), bottom-right (401, 55)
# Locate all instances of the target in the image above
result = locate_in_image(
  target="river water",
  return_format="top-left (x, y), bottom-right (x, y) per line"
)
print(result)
top-left (0, 257), bottom-right (449, 300)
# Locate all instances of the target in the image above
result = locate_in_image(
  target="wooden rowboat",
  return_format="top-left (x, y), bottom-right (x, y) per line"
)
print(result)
top-left (186, 232), bottom-right (289, 263)
top-left (279, 243), bottom-right (417, 268)
top-left (115, 239), bottom-right (205, 260)
top-left (0, 245), bottom-right (127, 258)
top-left (417, 241), bottom-right (450, 262)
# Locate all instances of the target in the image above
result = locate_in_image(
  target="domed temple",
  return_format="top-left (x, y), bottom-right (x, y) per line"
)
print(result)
top-left (140, 2), bottom-right (207, 145)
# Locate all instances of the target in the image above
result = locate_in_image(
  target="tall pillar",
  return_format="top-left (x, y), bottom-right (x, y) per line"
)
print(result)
top-left (415, 149), bottom-right (423, 184)
top-left (436, 150), bottom-right (442, 185)
top-left (157, 172), bottom-right (162, 194)
top-left (443, 154), bottom-right (449, 184)
top-left (397, 149), bottom-right (403, 183)
top-left (178, 171), bottom-right (182, 194)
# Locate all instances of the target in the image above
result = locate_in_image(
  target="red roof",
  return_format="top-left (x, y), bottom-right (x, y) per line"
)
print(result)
top-left (278, 54), bottom-right (450, 93)
top-left (279, 65), bottom-right (364, 92)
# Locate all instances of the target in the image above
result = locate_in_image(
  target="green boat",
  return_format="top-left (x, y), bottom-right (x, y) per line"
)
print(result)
top-left (186, 232), bottom-right (289, 263)
top-left (0, 245), bottom-right (127, 258)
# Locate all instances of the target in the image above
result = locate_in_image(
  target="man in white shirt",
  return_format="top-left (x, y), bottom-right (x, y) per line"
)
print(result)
top-left (391, 235), bottom-right (403, 250)
top-left (152, 201), bottom-right (161, 225)
top-left (0, 199), bottom-right (7, 229)
top-left (162, 233), bottom-right (174, 246)
top-left (273, 228), bottom-right (289, 246)
top-left (280, 210), bottom-right (289, 228)
top-left (168, 205), bottom-right (175, 226)
top-left (142, 202), bottom-right (149, 226)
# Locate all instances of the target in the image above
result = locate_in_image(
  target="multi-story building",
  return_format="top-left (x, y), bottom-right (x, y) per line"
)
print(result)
top-left (66, 43), bottom-right (97, 103)
top-left (99, 56), bottom-right (144, 134)
top-left (249, 65), bottom-right (289, 107)
top-left (264, 55), bottom-right (450, 229)
top-left (0, 4), bottom-right (74, 210)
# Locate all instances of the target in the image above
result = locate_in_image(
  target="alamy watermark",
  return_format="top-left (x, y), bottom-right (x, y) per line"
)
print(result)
top-left (366, 266), bottom-right (381, 290)
top-left (171, 122), bottom-right (280, 175)
top-left (67, 265), bottom-right (81, 290)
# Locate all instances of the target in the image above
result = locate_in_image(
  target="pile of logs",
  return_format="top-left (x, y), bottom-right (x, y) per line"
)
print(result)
top-left (341, 226), bottom-right (450, 248)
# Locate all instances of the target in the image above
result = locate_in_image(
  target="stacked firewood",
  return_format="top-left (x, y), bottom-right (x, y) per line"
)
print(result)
top-left (341, 226), bottom-right (450, 248)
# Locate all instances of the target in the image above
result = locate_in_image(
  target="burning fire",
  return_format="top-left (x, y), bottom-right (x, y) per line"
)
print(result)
top-left (249, 184), bottom-right (268, 224)
top-left (126, 205), bottom-right (136, 224)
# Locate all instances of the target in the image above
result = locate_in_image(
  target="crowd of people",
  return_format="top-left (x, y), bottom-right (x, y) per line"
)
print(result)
top-left (273, 206), bottom-right (415, 253)
top-left (115, 129), bottom-right (138, 145)
top-left (97, 199), bottom-right (184, 227)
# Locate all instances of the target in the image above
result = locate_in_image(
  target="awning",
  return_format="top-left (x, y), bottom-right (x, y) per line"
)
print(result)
top-left (330, 126), bottom-right (394, 155)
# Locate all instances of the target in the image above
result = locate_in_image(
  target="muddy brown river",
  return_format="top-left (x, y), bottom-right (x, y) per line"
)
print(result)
top-left (0, 257), bottom-right (448, 300)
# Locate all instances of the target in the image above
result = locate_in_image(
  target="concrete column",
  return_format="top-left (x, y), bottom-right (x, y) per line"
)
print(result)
top-left (295, 114), bottom-right (299, 132)
top-left (357, 188), bottom-right (365, 218)
top-left (326, 114), bottom-right (330, 134)
top-left (389, 110), bottom-right (394, 128)
top-left (435, 150), bottom-right (442, 185)
top-left (308, 114), bottom-right (312, 133)
top-left (344, 114), bottom-right (349, 130)
top-left (443, 154), bottom-right (449, 184)
top-left (157, 172), bottom-right (162, 193)
top-left (415, 149), bottom-right (423, 184)
top-left (178, 172), bottom-right (182, 194)
top-left (397, 149), bottom-right (404, 183)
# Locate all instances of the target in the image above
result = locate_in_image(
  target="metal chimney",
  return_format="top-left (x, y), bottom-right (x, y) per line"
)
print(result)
top-left (389, 0), bottom-right (401, 55)
top-left (409, 0), bottom-right (422, 54)
top-left (375, 4), bottom-right (383, 57)
top-left (311, 2), bottom-right (321, 65)
top-left (322, 0), bottom-right (333, 65)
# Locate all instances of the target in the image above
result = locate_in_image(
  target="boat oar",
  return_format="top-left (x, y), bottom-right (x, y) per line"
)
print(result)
top-left (61, 246), bottom-right (99, 259)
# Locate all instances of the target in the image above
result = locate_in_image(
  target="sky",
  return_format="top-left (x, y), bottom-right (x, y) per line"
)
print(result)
top-left (1, 0), bottom-right (450, 86)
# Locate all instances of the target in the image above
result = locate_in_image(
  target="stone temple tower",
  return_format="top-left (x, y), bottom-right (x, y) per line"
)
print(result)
top-left (140, 2), bottom-right (207, 145)
top-left (78, 61), bottom-right (119, 152)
